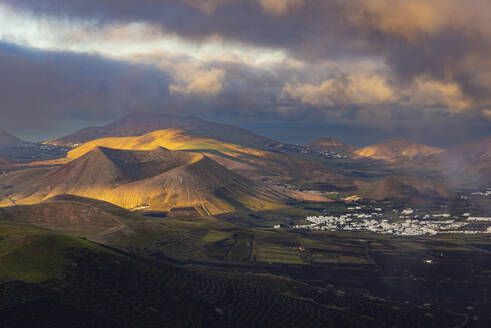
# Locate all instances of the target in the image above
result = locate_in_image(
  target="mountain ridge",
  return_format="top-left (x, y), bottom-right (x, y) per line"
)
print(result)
top-left (49, 113), bottom-right (278, 149)
top-left (0, 147), bottom-right (286, 214)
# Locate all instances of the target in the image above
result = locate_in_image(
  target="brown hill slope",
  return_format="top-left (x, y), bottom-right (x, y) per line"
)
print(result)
top-left (308, 137), bottom-right (359, 153)
top-left (0, 147), bottom-right (286, 214)
top-left (416, 136), bottom-right (491, 189)
top-left (0, 195), bottom-right (133, 235)
top-left (356, 175), bottom-right (455, 203)
top-left (49, 112), bottom-right (278, 148)
top-left (42, 129), bottom-right (355, 192)
top-left (0, 130), bottom-right (25, 148)
top-left (355, 138), bottom-right (444, 162)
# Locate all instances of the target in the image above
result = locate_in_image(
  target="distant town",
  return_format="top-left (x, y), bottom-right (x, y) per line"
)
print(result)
top-left (293, 213), bottom-right (491, 236)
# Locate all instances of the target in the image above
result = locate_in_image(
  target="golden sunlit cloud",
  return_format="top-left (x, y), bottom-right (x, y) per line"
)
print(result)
top-left (283, 73), bottom-right (396, 107)
top-left (343, 0), bottom-right (491, 41)
top-left (170, 67), bottom-right (226, 97)
top-left (283, 73), bottom-right (473, 116)
top-left (0, 0), bottom-right (490, 128)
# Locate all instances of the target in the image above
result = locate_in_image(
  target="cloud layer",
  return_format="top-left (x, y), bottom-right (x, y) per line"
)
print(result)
top-left (0, 0), bottom-right (490, 142)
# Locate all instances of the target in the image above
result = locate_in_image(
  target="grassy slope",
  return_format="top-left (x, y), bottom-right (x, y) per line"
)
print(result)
top-left (0, 222), bottom-right (104, 283)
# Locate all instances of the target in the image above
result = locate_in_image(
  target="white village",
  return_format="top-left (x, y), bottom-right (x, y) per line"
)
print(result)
top-left (294, 211), bottom-right (491, 236)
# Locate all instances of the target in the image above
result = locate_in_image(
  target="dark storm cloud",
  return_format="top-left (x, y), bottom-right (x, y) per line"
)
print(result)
top-left (3, 0), bottom-right (491, 112)
top-left (0, 0), bottom-right (490, 144)
top-left (0, 0), bottom-right (369, 59)
top-left (0, 41), bottom-right (172, 138)
top-left (0, 41), bottom-right (293, 139)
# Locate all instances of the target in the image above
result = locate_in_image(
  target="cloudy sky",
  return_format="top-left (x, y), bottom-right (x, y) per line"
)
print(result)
top-left (0, 0), bottom-right (490, 146)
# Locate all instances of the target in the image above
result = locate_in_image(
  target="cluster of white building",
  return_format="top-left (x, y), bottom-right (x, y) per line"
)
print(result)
top-left (467, 217), bottom-right (491, 222)
top-left (471, 190), bottom-right (491, 197)
top-left (294, 214), bottom-right (491, 236)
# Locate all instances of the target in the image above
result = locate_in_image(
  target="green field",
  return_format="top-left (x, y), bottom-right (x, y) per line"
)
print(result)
top-left (0, 222), bottom-right (104, 283)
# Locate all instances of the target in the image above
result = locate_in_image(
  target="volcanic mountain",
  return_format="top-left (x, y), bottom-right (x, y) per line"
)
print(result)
top-left (49, 112), bottom-right (278, 149)
top-left (307, 137), bottom-right (359, 153)
top-left (44, 129), bottom-right (354, 194)
top-left (415, 136), bottom-right (491, 189)
top-left (0, 147), bottom-right (286, 214)
top-left (356, 175), bottom-right (455, 203)
top-left (0, 130), bottom-right (25, 148)
top-left (355, 138), bottom-right (444, 162)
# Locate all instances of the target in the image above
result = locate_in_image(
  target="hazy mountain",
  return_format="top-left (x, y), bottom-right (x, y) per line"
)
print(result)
top-left (49, 113), bottom-right (278, 148)
top-left (355, 138), bottom-right (444, 162)
top-left (417, 136), bottom-right (491, 189)
top-left (0, 130), bottom-right (25, 148)
top-left (307, 137), bottom-right (359, 153)
top-left (356, 175), bottom-right (455, 203)
top-left (0, 147), bottom-right (285, 214)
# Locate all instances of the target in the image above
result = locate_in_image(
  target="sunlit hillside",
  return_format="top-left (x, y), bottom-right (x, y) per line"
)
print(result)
top-left (66, 128), bottom-right (267, 160)
top-left (355, 138), bottom-right (445, 162)
top-left (0, 147), bottom-right (287, 214)
top-left (68, 129), bottom-right (352, 189)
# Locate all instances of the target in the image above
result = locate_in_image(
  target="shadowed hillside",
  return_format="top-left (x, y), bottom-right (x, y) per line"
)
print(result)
top-left (355, 138), bottom-right (444, 162)
top-left (0, 147), bottom-right (286, 214)
top-left (0, 130), bottom-right (25, 148)
top-left (356, 175), bottom-right (456, 203)
top-left (49, 113), bottom-right (278, 149)
top-left (416, 136), bottom-right (491, 189)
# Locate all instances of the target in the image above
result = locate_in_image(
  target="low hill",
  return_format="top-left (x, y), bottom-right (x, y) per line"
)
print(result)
top-left (0, 156), bottom-right (9, 165)
top-left (356, 175), bottom-right (455, 203)
top-left (307, 137), bottom-right (359, 153)
top-left (49, 112), bottom-right (278, 149)
top-left (0, 130), bottom-right (25, 148)
top-left (0, 147), bottom-right (286, 214)
top-left (0, 195), bottom-right (136, 235)
top-left (355, 138), bottom-right (444, 162)
top-left (416, 136), bottom-right (491, 189)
